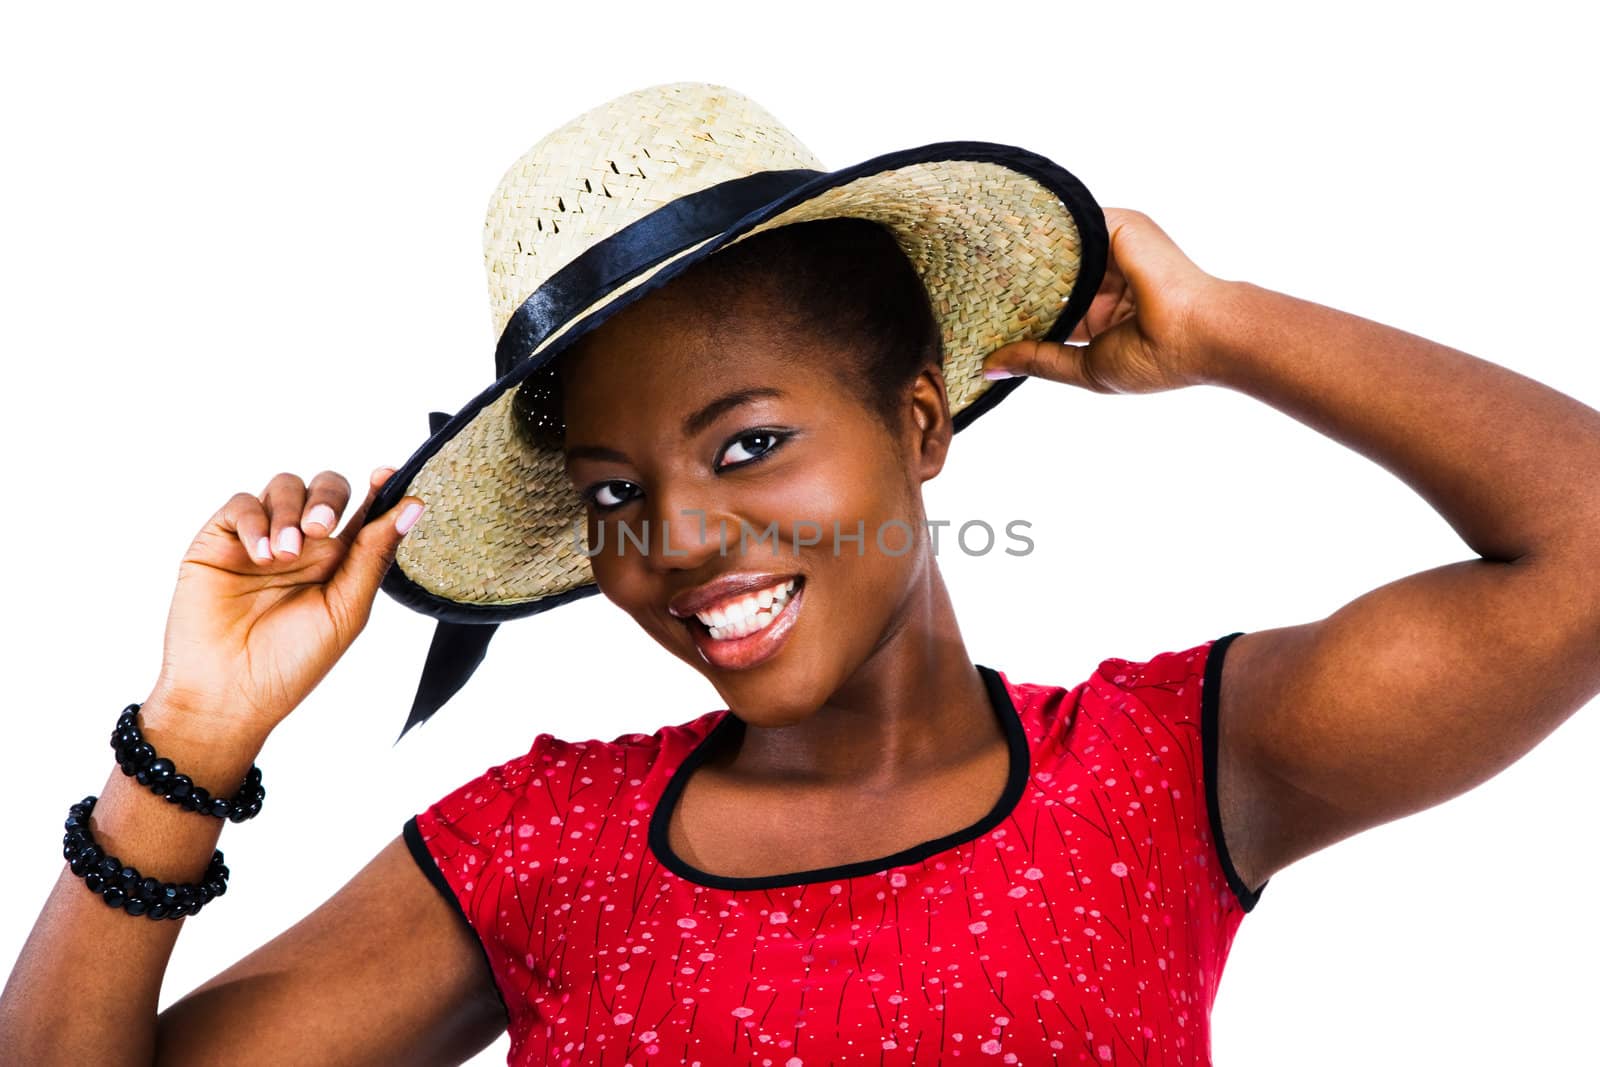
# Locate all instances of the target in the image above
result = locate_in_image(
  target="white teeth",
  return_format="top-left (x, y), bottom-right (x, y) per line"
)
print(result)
top-left (698, 578), bottom-right (797, 640)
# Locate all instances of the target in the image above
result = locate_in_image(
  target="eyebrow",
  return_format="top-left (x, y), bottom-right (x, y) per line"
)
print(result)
top-left (563, 386), bottom-right (786, 465)
top-left (682, 386), bottom-right (785, 437)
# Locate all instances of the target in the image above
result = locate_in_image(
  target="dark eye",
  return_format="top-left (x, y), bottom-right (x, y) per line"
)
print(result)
top-left (717, 430), bottom-right (786, 469)
top-left (585, 480), bottom-right (640, 510)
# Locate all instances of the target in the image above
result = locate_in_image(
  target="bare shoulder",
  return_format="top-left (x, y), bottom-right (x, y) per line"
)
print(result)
top-left (155, 834), bottom-right (506, 1067)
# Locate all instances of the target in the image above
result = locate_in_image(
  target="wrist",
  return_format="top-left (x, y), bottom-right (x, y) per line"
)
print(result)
top-left (1183, 278), bottom-right (1269, 389)
top-left (135, 691), bottom-right (270, 792)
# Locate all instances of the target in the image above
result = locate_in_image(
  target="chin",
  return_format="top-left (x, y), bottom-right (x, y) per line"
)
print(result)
top-left (637, 585), bottom-right (863, 717)
top-left (708, 655), bottom-right (823, 707)
top-left (704, 643), bottom-right (848, 726)
top-left (727, 704), bottom-right (821, 730)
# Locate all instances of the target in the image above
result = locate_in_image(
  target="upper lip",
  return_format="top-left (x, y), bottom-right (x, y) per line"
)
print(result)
top-left (668, 571), bottom-right (802, 619)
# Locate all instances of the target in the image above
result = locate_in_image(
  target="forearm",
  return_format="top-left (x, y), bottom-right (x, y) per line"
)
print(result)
top-left (1194, 281), bottom-right (1600, 568)
top-left (0, 697), bottom-right (265, 1066)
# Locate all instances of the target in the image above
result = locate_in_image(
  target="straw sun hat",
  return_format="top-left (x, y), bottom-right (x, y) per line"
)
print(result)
top-left (362, 81), bottom-right (1108, 737)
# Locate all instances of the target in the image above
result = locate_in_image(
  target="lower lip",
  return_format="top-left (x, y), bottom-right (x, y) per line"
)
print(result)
top-left (686, 579), bottom-right (806, 671)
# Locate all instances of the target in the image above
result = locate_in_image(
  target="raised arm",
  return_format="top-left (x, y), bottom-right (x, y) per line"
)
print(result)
top-left (0, 467), bottom-right (505, 1064)
top-left (1192, 278), bottom-right (1600, 892)
top-left (983, 208), bottom-right (1600, 894)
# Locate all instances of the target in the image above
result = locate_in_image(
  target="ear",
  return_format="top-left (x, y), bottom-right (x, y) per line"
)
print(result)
top-left (907, 363), bottom-right (954, 482)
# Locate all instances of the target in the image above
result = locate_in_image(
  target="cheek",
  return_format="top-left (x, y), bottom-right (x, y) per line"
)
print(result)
top-left (737, 456), bottom-right (918, 574)
top-left (588, 548), bottom-right (650, 610)
top-left (591, 560), bottom-right (687, 652)
top-left (773, 455), bottom-right (912, 530)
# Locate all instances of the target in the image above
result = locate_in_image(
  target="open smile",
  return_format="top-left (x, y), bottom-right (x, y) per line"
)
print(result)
top-left (681, 575), bottom-right (806, 671)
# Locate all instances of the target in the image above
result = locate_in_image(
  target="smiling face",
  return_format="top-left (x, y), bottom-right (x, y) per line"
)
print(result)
top-left (557, 253), bottom-right (955, 726)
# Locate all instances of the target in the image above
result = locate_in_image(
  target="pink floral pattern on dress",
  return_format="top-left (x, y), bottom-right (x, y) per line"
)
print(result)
top-left (410, 635), bottom-right (1257, 1065)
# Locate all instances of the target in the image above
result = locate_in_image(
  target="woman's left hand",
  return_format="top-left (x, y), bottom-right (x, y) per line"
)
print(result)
top-left (982, 207), bottom-right (1230, 394)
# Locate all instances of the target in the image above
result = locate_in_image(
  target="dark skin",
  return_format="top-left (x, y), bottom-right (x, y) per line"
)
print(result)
top-left (5, 205), bottom-right (1598, 1062)
top-left (557, 283), bottom-right (1012, 876)
top-left (984, 208), bottom-right (1600, 895)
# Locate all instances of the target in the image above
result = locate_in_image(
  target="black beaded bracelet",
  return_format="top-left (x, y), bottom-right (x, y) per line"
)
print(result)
top-left (62, 796), bottom-right (229, 919)
top-left (111, 703), bottom-right (265, 822)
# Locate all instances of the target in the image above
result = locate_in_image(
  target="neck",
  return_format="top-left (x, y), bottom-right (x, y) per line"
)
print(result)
top-left (714, 566), bottom-right (1000, 789)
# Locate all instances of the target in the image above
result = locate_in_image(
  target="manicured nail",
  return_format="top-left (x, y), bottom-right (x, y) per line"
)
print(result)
top-left (276, 526), bottom-right (301, 556)
top-left (254, 536), bottom-right (271, 562)
top-left (396, 502), bottom-right (424, 536)
top-left (305, 504), bottom-right (337, 533)
top-left (983, 367), bottom-right (1016, 380)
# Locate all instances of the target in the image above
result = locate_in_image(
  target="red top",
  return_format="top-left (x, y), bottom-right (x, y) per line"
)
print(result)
top-left (405, 632), bottom-right (1264, 1065)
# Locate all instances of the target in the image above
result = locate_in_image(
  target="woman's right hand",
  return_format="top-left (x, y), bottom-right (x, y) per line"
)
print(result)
top-left (144, 466), bottom-right (425, 741)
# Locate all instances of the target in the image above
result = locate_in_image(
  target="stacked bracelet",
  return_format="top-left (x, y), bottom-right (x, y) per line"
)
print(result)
top-left (111, 703), bottom-right (265, 822)
top-left (58, 701), bottom-right (258, 920)
top-left (62, 796), bottom-right (229, 918)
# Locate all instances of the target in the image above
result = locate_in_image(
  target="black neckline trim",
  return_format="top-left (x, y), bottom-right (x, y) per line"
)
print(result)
top-left (1201, 631), bottom-right (1267, 913)
top-left (646, 664), bottom-right (1032, 890)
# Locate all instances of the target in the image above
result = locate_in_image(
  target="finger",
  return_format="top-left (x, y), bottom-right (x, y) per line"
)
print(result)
top-left (218, 491), bottom-right (274, 565)
top-left (335, 466), bottom-right (398, 553)
top-left (1067, 259), bottom-right (1133, 343)
top-left (324, 489), bottom-right (425, 642)
top-left (300, 469), bottom-right (352, 540)
top-left (260, 471), bottom-right (309, 562)
top-left (981, 338), bottom-right (1108, 393)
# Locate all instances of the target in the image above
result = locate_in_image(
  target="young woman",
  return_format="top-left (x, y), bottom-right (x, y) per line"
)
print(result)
top-left (5, 129), bottom-right (1599, 1067)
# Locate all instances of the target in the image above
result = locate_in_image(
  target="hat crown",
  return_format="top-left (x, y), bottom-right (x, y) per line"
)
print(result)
top-left (482, 82), bottom-right (825, 340)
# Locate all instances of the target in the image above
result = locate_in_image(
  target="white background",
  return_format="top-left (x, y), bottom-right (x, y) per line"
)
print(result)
top-left (3, 2), bottom-right (1596, 1063)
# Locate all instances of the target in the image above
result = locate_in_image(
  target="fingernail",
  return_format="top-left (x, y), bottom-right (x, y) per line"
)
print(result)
top-left (983, 368), bottom-right (1016, 380)
top-left (372, 466), bottom-right (396, 484)
top-left (396, 502), bottom-right (424, 536)
top-left (254, 536), bottom-right (271, 562)
top-left (306, 504), bottom-right (337, 533)
top-left (277, 526), bottom-right (301, 556)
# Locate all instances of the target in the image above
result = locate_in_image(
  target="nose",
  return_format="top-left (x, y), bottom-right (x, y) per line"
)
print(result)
top-left (638, 487), bottom-right (731, 572)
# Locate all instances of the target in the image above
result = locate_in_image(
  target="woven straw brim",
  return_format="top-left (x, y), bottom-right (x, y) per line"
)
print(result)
top-left (383, 155), bottom-right (1094, 620)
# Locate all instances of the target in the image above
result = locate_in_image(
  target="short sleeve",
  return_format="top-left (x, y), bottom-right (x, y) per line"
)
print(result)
top-left (1200, 631), bottom-right (1267, 911)
top-left (1095, 631), bottom-right (1267, 914)
top-left (402, 731), bottom-right (567, 1025)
